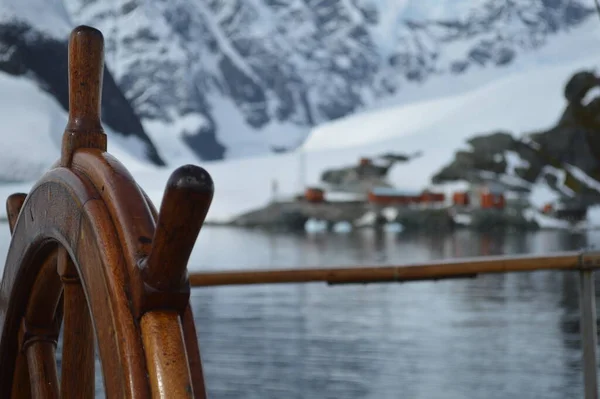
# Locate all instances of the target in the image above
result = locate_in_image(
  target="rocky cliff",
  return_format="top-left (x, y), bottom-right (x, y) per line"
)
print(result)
top-left (0, 8), bottom-right (166, 165)
top-left (0, 0), bottom-right (596, 164)
top-left (62, 0), bottom-right (596, 161)
top-left (432, 69), bottom-right (600, 208)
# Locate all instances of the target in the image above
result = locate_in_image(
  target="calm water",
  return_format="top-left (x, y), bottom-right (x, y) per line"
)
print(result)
top-left (1, 226), bottom-right (600, 398)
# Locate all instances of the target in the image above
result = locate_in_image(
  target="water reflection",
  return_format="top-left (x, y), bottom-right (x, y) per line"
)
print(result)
top-left (0, 225), bottom-right (598, 398)
top-left (183, 228), bottom-right (600, 399)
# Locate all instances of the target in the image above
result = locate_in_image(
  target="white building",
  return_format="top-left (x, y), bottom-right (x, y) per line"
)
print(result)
top-left (468, 181), bottom-right (504, 208)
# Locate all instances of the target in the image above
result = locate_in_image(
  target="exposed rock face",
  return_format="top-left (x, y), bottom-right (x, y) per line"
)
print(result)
top-left (530, 70), bottom-right (600, 180)
top-left (432, 69), bottom-right (600, 208)
top-left (61, 0), bottom-right (596, 160)
top-left (432, 132), bottom-right (516, 184)
top-left (469, 209), bottom-right (539, 232)
top-left (321, 152), bottom-right (422, 192)
top-left (0, 0), bottom-right (596, 163)
top-left (393, 209), bottom-right (455, 232)
top-left (0, 22), bottom-right (165, 166)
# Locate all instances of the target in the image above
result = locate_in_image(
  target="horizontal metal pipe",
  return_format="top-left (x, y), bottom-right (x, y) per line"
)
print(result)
top-left (189, 250), bottom-right (600, 287)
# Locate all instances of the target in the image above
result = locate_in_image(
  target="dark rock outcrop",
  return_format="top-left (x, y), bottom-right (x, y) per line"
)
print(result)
top-left (469, 209), bottom-right (539, 232)
top-left (394, 209), bottom-right (455, 232)
top-left (529, 70), bottom-right (600, 180)
top-left (432, 69), bottom-right (600, 209)
top-left (231, 200), bottom-right (367, 231)
top-left (321, 151), bottom-right (422, 192)
top-left (432, 131), bottom-right (514, 184)
top-left (64, 0), bottom-right (596, 160)
top-left (0, 22), bottom-right (165, 166)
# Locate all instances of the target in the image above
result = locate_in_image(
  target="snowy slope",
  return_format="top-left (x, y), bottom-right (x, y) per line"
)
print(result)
top-left (0, 0), bottom-right (72, 37)
top-left (1, 1), bottom-right (600, 227)
top-left (0, 72), bottom-right (63, 181)
top-left (0, 1), bottom-right (167, 166)
top-left (0, 70), bottom-right (152, 182)
top-left (2, 48), bottom-right (600, 228)
top-left (0, 0), bottom-right (598, 165)
top-left (141, 53), bottom-right (600, 225)
top-left (303, 57), bottom-right (582, 152)
top-left (61, 0), bottom-right (598, 162)
top-left (357, 15), bottom-right (600, 117)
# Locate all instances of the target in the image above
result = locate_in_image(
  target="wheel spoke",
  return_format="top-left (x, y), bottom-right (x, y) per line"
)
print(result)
top-left (6, 193), bottom-right (26, 235)
top-left (24, 336), bottom-right (59, 399)
top-left (20, 250), bottom-right (62, 399)
top-left (141, 311), bottom-right (194, 399)
top-left (58, 248), bottom-right (94, 398)
top-left (0, 25), bottom-right (210, 399)
top-left (11, 350), bottom-right (31, 399)
top-left (6, 193), bottom-right (31, 399)
top-left (181, 305), bottom-right (207, 399)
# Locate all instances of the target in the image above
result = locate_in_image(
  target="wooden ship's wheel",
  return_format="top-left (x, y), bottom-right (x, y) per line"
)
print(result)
top-left (0, 26), bottom-right (211, 398)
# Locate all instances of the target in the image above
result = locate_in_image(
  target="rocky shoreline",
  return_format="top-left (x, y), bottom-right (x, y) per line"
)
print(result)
top-left (221, 200), bottom-right (548, 233)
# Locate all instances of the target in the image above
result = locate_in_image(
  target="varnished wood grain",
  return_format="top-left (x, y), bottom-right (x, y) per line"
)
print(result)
top-left (182, 305), bottom-right (207, 398)
top-left (21, 250), bottom-right (61, 399)
top-left (0, 24), bottom-right (211, 398)
top-left (25, 341), bottom-right (59, 399)
top-left (61, 25), bottom-right (106, 167)
top-left (25, 250), bottom-right (61, 326)
top-left (6, 193), bottom-right (26, 235)
top-left (0, 168), bottom-right (148, 398)
top-left (71, 149), bottom-right (156, 316)
top-left (58, 247), bottom-right (94, 398)
top-left (141, 311), bottom-right (194, 399)
top-left (187, 251), bottom-right (593, 287)
top-left (2, 19), bottom-right (594, 399)
top-left (141, 165), bottom-right (214, 292)
top-left (11, 350), bottom-right (31, 399)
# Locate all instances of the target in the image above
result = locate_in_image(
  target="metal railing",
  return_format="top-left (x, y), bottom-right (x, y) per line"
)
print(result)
top-left (189, 250), bottom-right (600, 399)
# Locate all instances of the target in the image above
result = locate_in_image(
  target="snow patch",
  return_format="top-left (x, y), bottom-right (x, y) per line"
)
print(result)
top-left (0, 0), bottom-right (72, 37)
top-left (209, 95), bottom-right (307, 158)
top-left (3, 9), bottom-right (600, 229)
top-left (0, 70), bottom-right (169, 178)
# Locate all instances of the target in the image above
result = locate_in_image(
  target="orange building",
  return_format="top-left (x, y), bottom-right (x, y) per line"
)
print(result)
top-left (480, 192), bottom-right (505, 209)
top-left (452, 192), bottom-right (470, 206)
top-left (367, 188), bottom-right (445, 207)
top-left (304, 187), bottom-right (325, 203)
top-left (367, 188), bottom-right (420, 206)
top-left (467, 181), bottom-right (506, 210)
top-left (421, 191), bottom-right (445, 203)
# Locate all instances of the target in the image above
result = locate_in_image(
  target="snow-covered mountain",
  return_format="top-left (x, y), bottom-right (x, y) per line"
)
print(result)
top-left (0, 68), bottom-right (154, 182)
top-left (0, 50), bottom-right (598, 228)
top-left (60, 0), bottom-right (598, 162)
top-left (0, 0), bottom-right (166, 166)
top-left (3, 12), bottom-right (600, 228)
top-left (0, 0), bottom-right (599, 166)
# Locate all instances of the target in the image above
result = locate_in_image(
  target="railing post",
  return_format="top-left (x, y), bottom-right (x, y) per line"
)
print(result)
top-left (579, 265), bottom-right (598, 399)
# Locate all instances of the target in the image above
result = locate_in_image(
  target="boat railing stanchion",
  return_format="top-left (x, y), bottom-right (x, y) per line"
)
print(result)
top-left (579, 251), bottom-right (599, 399)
